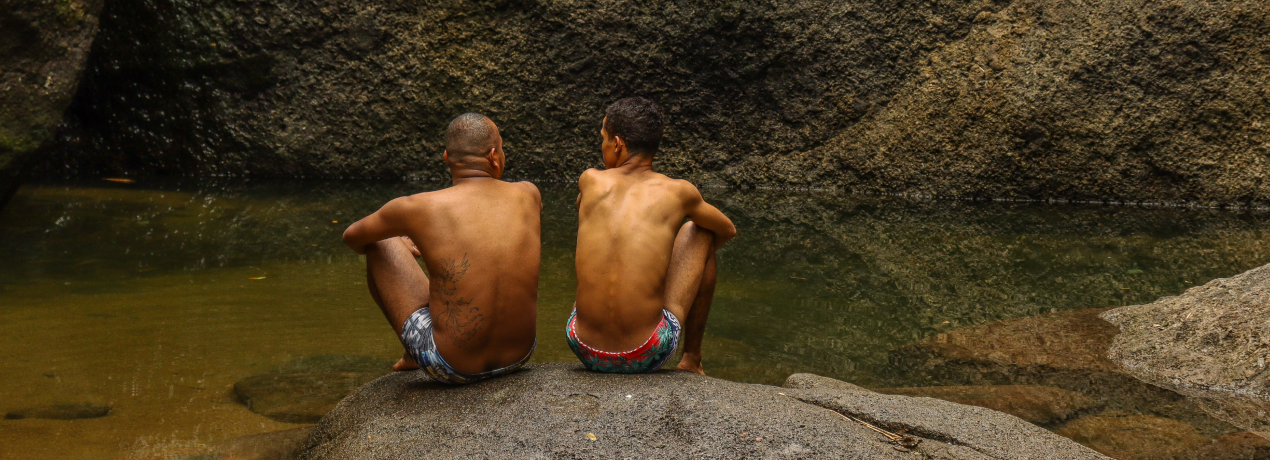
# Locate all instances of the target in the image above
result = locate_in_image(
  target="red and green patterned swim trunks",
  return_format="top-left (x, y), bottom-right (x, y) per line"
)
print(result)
top-left (565, 308), bottom-right (681, 373)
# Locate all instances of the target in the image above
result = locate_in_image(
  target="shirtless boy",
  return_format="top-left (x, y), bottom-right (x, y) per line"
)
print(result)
top-left (342, 113), bottom-right (541, 384)
top-left (568, 98), bottom-right (737, 375)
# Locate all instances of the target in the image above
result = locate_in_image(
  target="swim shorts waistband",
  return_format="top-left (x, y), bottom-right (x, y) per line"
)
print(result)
top-left (400, 307), bottom-right (535, 385)
top-left (565, 308), bottom-right (681, 374)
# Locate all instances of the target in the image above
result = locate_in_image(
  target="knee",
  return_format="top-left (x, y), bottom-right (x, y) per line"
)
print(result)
top-left (364, 238), bottom-right (399, 256)
top-left (680, 221), bottom-right (715, 241)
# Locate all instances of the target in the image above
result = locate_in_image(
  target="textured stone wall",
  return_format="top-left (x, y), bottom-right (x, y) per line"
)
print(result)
top-left (0, 0), bottom-right (103, 206)
top-left (35, 0), bottom-right (1270, 205)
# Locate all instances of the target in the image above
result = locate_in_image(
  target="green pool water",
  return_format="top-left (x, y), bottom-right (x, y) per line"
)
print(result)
top-left (1, 179), bottom-right (1267, 458)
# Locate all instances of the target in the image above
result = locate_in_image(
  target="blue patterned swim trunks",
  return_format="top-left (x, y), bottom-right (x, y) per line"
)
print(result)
top-left (400, 307), bottom-right (534, 385)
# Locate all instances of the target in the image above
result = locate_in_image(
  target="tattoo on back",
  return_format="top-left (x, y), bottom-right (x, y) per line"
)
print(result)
top-left (437, 254), bottom-right (483, 345)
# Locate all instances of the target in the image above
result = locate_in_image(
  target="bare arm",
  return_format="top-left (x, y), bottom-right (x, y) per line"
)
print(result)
top-left (681, 183), bottom-right (737, 250)
top-left (342, 197), bottom-right (415, 255)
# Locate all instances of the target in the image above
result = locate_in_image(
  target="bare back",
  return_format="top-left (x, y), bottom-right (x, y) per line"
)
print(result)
top-left (370, 179), bottom-right (540, 373)
top-left (574, 168), bottom-right (700, 350)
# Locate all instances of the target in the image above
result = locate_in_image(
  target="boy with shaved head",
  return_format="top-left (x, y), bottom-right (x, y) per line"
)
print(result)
top-left (343, 113), bottom-right (541, 384)
top-left (568, 98), bottom-right (737, 375)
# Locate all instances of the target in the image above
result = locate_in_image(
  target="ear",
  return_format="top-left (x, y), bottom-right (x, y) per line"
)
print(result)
top-left (613, 135), bottom-right (629, 163)
top-left (443, 150), bottom-right (450, 164)
top-left (487, 147), bottom-right (504, 178)
top-left (486, 147), bottom-right (500, 168)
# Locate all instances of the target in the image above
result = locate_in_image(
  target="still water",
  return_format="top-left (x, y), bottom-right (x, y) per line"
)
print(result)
top-left (1, 180), bottom-right (1267, 459)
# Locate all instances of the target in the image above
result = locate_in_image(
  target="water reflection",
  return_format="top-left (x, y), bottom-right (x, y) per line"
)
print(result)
top-left (1, 180), bottom-right (1267, 458)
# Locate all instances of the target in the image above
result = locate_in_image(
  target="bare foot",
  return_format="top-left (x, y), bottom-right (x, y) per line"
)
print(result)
top-left (393, 352), bottom-right (419, 371)
top-left (676, 353), bottom-right (705, 375)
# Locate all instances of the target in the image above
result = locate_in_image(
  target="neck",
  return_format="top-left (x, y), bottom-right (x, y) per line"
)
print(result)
top-left (612, 153), bottom-right (654, 172)
top-left (449, 164), bottom-right (498, 185)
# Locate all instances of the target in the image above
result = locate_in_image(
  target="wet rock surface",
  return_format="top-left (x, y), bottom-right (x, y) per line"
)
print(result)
top-left (3, 402), bottom-right (111, 420)
top-left (1103, 262), bottom-right (1270, 437)
top-left (233, 355), bottom-right (392, 424)
top-left (875, 385), bottom-right (1095, 425)
top-left (297, 363), bottom-right (1105, 459)
top-left (37, 0), bottom-right (1270, 205)
top-left (0, 0), bottom-right (103, 205)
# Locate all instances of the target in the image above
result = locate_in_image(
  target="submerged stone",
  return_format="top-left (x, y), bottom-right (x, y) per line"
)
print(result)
top-left (1103, 262), bottom-right (1270, 437)
top-left (233, 355), bottom-right (392, 424)
top-left (892, 307), bottom-right (1234, 436)
top-left (875, 385), bottom-right (1095, 425)
top-left (1195, 431), bottom-right (1270, 460)
top-left (208, 426), bottom-right (314, 460)
top-left (4, 403), bottom-right (111, 420)
top-left (1054, 415), bottom-right (1209, 460)
top-left (296, 363), bottom-right (1105, 459)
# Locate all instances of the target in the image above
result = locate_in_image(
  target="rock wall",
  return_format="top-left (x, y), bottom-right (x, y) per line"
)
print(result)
top-left (37, 0), bottom-right (1270, 204)
top-left (42, 0), bottom-right (1005, 181)
top-left (0, 0), bottom-right (103, 206)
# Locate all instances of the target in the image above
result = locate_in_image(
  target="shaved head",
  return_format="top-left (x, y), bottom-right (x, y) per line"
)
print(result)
top-left (445, 113), bottom-right (499, 162)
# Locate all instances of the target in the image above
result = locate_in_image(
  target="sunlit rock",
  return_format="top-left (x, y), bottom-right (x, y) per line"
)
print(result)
top-left (1103, 262), bottom-right (1270, 437)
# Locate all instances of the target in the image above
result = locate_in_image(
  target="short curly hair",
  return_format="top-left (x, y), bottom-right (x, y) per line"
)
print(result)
top-left (604, 97), bottom-right (665, 156)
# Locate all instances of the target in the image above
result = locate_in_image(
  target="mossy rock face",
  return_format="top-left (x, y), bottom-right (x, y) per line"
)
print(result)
top-left (38, 0), bottom-right (1270, 204)
top-left (0, 0), bottom-right (104, 198)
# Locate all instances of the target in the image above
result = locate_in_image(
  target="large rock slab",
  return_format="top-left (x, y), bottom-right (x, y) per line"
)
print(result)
top-left (0, 0), bottom-right (104, 207)
top-left (297, 363), bottom-right (1106, 459)
top-left (234, 355), bottom-right (393, 424)
top-left (1103, 263), bottom-right (1270, 436)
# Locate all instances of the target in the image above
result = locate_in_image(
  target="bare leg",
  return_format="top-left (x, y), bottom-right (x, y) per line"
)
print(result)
top-left (664, 222), bottom-right (718, 375)
top-left (364, 237), bottom-right (430, 371)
